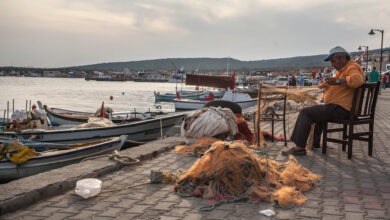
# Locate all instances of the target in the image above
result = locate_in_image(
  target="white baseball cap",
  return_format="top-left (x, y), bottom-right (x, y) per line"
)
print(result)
top-left (324, 46), bottom-right (349, 61)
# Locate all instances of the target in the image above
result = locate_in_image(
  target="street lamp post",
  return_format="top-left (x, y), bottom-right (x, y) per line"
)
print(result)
top-left (368, 29), bottom-right (384, 74)
top-left (358, 45), bottom-right (369, 73)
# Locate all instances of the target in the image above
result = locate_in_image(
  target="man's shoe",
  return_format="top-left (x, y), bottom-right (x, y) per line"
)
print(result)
top-left (281, 147), bottom-right (307, 156)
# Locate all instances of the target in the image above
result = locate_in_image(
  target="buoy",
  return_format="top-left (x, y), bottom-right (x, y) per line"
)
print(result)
top-left (110, 96), bottom-right (113, 100)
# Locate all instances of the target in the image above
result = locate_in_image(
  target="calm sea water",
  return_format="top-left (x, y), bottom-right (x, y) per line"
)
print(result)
top-left (0, 77), bottom-right (193, 114)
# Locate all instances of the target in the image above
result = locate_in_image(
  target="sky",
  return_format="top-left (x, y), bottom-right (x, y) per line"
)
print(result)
top-left (0, 0), bottom-right (389, 68)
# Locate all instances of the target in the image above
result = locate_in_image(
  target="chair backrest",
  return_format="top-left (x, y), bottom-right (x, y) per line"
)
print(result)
top-left (350, 82), bottom-right (380, 120)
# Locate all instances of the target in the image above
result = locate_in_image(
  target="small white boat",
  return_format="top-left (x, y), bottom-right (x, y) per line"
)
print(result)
top-left (154, 90), bottom-right (204, 102)
top-left (43, 105), bottom-right (165, 125)
top-left (0, 135), bottom-right (127, 182)
top-left (173, 91), bottom-right (257, 110)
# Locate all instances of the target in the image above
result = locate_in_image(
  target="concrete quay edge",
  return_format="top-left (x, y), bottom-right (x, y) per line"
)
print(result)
top-left (0, 136), bottom-right (186, 215)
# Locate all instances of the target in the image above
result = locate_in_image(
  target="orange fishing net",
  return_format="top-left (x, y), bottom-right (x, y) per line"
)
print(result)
top-left (174, 141), bottom-right (320, 207)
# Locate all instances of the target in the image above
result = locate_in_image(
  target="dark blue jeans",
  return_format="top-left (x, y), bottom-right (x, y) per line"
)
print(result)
top-left (290, 104), bottom-right (350, 148)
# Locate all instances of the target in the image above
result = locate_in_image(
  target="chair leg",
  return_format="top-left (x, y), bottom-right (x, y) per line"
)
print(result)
top-left (322, 123), bottom-right (328, 154)
top-left (342, 124), bottom-right (347, 152)
top-left (368, 122), bottom-right (374, 156)
top-left (283, 115), bottom-right (287, 147)
top-left (347, 125), bottom-right (354, 159)
top-left (271, 119), bottom-right (274, 142)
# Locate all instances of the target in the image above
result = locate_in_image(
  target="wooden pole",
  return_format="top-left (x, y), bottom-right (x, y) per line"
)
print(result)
top-left (7, 101), bottom-right (9, 123)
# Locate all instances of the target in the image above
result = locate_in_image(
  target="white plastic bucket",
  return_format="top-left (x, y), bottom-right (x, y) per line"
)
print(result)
top-left (75, 178), bottom-right (102, 199)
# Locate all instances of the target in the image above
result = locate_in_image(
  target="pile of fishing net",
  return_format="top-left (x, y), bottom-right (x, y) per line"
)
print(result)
top-left (0, 141), bottom-right (37, 164)
top-left (174, 140), bottom-right (320, 208)
top-left (181, 107), bottom-right (253, 145)
top-left (76, 117), bottom-right (115, 128)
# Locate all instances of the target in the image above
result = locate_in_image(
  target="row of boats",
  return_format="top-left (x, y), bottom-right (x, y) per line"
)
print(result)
top-left (1, 78), bottom-right (259, 181)
top-left (0, 103), bottom-right (190, 182)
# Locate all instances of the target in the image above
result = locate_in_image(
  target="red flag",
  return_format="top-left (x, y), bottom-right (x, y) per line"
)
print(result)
top-left (231, 72), bottom-right (236, 89)
top-left (99, 101), bottom-right (106, 118)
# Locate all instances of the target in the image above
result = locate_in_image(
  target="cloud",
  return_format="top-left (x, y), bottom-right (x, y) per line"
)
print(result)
top-left (0, 0), bottom-right (389, 67)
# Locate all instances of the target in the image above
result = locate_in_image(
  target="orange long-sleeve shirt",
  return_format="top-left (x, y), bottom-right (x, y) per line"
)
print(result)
top-left (323, 60), bottom-right (364, 111)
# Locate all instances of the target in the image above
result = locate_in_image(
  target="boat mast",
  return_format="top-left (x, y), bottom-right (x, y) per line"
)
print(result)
top-left (226, 56), bottom-right (230, 76)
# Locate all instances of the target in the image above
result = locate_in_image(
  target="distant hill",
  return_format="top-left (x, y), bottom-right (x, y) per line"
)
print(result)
top-left (1, 48), bottom-right (388, 72)
top-left (71, 56), bottom-right (329, 72)
top-left (70, 48), bottom-right (388, 72)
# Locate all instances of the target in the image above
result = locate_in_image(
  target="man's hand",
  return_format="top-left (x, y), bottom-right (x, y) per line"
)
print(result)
top-left (325, 77), bottom-right (343, 85)
top-left (318, 81), bottom-right (329, 89)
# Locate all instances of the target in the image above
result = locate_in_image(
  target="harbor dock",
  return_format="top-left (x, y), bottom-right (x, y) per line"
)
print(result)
top-left (1, 90), bottom-right (390, 219)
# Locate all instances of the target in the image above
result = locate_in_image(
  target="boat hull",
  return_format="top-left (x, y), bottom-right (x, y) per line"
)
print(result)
top-left (44, 106), bottom-right (155, 125)
top-left (0, 135), bottom-right (127, 182)
top-left (2, 112), bottom-right (188, 144)
top-left (173, 99), bottom-right (257, 110)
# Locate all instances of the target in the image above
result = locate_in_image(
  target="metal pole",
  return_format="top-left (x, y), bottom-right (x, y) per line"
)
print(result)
top-left (379, 30), bottom-right (384, 74)
top-left (366, 47), bottom-right (369, 73)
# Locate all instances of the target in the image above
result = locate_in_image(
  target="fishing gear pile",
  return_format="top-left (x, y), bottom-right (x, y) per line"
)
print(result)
top-left (174, 140), bottom-right (320, 208)
top-left (181, 107), bottom-right (253, 145)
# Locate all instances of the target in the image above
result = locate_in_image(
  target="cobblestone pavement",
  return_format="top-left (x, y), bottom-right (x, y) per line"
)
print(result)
top-left (2, 90), bottom-right (390, 220)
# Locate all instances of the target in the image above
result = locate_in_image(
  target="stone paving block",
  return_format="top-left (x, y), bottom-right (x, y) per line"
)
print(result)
top-left (205, 209), bottom-right (232, 219)
top-left (322, 198), bottom-right (340, 206)
top-left (3, 215), bottom-right (42, 220)
top-left (1, 209), bottom-right (34, 219)
top-left (57, 203), bottom-right (90, 214)
top-left (176, 198), bottom-right (201, 208)
top-left (28, 207), bottom-right (62, 217)
top-left (151, 201), bottom-right (176, 211)
top-left (112, 198), bottom-right (137, 209)
top-left (139, 196), bottom-right (161, 205)
top-left (343, 204), bottom-right (364, 212)
top-left (183, 212), bottom-right (204, 220)
top-left (363, 201), bottom-right (384, 210)
top-left (322, 191), bottom-right (340, 198)
top-left (150, 190), bottom-right (171, 198)
top-left (138, 209), bottom-right (168, 219)
top-left (365, 209), bottom-right (388, 219)
top-left (301, 199), bottom-right (321, 208)
top-left (161, 194), bottom-right (182, 202)
top-left (126, 191), bottom-right (149, 200)
top-left (95, 207), bottom-right (124, 217)
top-left (344, 212), bottom-right (366, 220)
top-left (166, 207), bottom-right (191, 217)
top-left (322, 205), bottom-right (343, 215)
top-left (342, 189), bottom-right (361, 197)
top-left (159, 216), bottom-right (181, 220)
top-left (45, 212), bottom-right (75, 220)
top-left (342, 196), bottom-right (362, 204)
top-left (125, 204), bottom-right (150, 213)
top-left (85, 201), bottom-right (113, 211)
top-left (115, 213), bottom-right (141, 219)
top-left (68, 210), bottom-right (100, 219)
top-left (321, 215), bottom-right (343, 220)
top-left (27, 201), bottom-right (54, 211)
top-left (298, 207), bottom-right (320, 218)
top-left (381, 193), bottom-right (390, 199)
top-left (274, 209), bottom-right (297, 219)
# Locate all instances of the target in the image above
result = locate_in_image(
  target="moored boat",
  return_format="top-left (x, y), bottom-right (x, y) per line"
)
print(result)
top-left (154, 90), bottom-right (204, 102)
top-left (0, 135), bottom-right (127, 182)
top-left (43, 105), bottom-right (165, 125)
top-left (1, 111), bottom-right (189, 144)
top-left (173, 90), bottom-right (257, 110)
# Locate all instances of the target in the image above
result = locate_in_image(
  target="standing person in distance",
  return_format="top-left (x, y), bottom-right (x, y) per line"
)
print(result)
top-left (369, 67), bottom-right (380, 82)
top-left (282, 46), bottom-right (364, 156)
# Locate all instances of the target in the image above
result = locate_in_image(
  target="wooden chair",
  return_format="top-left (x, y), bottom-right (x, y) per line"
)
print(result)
top-left (322, 82), bottom-right (380, 159)
top-left (258, 84), bottom-right (288, 147)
